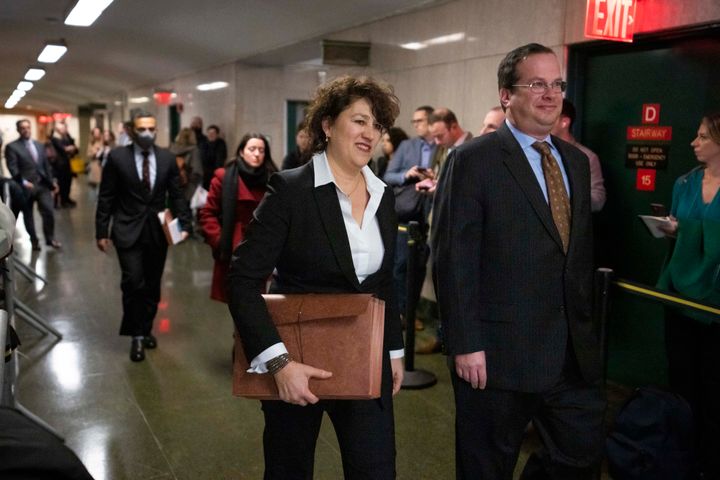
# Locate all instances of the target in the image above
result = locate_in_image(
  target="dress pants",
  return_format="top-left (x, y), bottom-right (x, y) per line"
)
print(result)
top-left (665, 309), bottom-right (720, 478)
top-left (21, 185), bottom-right (55, 243)
top-left (260, 358), bottom-right (396, 480)
top-left (451, 350), bottom-right (606, 480)
top-left (55, 158), bottom-right (73, 204)
top-left (116, 221), bottom-right (168, 337)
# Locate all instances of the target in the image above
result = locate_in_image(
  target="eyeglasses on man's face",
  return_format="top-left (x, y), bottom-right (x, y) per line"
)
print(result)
top-left (511, 80), bottom-right (567, 94)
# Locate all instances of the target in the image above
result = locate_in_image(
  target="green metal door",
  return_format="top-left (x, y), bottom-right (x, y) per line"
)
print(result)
top-left (569, 28), bottom-right (720, 386)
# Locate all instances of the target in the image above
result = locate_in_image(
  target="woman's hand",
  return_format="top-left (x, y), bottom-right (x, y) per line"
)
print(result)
top-left (391, 357), bottom-right (404, 396)
top-left (658, 215), bottom-right (679, 237)
top-left (273, 361), bottom-right (332, 406)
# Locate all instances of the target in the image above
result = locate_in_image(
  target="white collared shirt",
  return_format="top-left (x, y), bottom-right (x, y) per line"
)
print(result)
top-left (132, 144), bottom-right (157, 189)
top-left (249, 152), bottom-right (403, 374)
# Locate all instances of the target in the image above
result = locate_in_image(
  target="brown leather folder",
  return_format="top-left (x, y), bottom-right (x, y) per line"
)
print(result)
top-left (233, 293), bottom-right (385, 400)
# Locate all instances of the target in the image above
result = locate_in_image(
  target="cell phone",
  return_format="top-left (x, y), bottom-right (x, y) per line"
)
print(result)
top-left (650, 203), bottom-right (668, 217)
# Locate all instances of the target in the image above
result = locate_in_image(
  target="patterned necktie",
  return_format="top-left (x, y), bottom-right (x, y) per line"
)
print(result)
top-left (141, 150), bottom-right (151, 192)
top-left (532, 141), bottom-right (571, 253)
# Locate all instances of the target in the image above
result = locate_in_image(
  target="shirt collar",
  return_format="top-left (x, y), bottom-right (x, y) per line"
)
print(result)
top-left (312, 151), bottom-right (386, 197)
top-left (505, 119), bottom-right (557, 152)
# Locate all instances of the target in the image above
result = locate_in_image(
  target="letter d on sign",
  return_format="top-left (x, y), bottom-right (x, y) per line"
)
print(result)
top-left (642, 104), bottom-right (660, 124)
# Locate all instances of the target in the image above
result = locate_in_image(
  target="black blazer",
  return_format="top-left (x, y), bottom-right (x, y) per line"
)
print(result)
top-left (4, 138), bottom-right (55, 189)
top-left (95, 144), bottom-right (191, 249)
top-left (227, 159), bottom-right (403, 362)
top-left (431, 123), bottom-right (602, 392)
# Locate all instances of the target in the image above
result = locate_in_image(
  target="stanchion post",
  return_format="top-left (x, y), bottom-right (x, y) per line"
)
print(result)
top-left (593, 267), bottom-right (613, 382)
top-left (401, 221), bottom-right (437, 389)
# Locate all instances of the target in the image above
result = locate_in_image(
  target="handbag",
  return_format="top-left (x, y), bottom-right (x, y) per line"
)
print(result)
top-left (393, 184), bottom-right (428, 224)
top-left (233, 293), bottom-right (385, 400)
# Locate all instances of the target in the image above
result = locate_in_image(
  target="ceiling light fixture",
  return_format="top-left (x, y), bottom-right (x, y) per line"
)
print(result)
top-left (5, 99), bottom-right (18, 109)
top-left (64, 0), bottom-right (114, 27)
top-left (17, 81), bottom-right (34, 91)
top-left (196, 81), bottom-right (228, 91)
top-left (25, 67), bottom-right (46, 81)
top-left (129, 96), bottom-right (150, 104)
top-left (38, 42), bottom-right (68, 63)
top-left (400, 32), bottom-right (466, 51)
top-left (12, 90), bottom-right (26, 98)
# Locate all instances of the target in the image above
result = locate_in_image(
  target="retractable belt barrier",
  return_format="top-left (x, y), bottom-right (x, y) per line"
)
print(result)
top-left (613, 278), bottom-right (720, 318)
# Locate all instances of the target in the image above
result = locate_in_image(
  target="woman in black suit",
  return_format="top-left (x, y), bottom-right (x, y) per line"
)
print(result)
top-left (227, 76), bottom-right (403, 479)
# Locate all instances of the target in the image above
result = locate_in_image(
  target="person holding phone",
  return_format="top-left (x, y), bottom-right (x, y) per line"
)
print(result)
top-left (657, 111), bottom-right (720, 479)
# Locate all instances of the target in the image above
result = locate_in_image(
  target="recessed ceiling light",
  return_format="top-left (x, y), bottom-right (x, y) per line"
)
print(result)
top-left (38, 43), bottom-right (68, 63)
top-left (64, 0), bottom-right (114, 27)
top-left (129, 96), bottom-right (150, 104)
top-left (196, 81), bottom-right (228, 91)
top-left (25, 67), bottom-right (46, 81)
top-left (17, 81), bottom-right (34, 91)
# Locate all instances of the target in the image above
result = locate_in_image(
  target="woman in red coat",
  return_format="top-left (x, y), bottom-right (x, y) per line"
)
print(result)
top-left (199, 133), bottom-right (276, 302)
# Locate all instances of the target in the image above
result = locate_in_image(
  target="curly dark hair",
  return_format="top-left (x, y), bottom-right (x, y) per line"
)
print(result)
top-left (305, 75), bottom-right (400, 153)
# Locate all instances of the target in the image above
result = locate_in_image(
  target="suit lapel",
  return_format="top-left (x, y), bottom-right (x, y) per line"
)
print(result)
top-left (553, 138), bottom-right (584, 254)
top-left (497, 124), bottom-right (564, 252)
top-left (313, 181), bottom-right (361, 289)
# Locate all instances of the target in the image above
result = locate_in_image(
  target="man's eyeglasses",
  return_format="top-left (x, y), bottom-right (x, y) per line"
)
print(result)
top-left (511, 80), bottom-right (567, 94)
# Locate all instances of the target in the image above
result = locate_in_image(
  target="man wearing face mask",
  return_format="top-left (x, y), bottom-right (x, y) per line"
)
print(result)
top-left (95, 111), bottom-right (192, 362)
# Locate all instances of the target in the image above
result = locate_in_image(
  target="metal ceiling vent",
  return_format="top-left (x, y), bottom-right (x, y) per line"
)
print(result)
top-left (321, 40), bottom-right (371, 66)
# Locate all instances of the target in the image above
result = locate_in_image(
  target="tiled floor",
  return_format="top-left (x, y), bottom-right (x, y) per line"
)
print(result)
top-left (9, 180), bottom-right (624, 479)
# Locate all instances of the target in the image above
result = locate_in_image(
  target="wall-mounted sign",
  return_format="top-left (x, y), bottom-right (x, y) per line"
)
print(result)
top-left (626, 104), bottom-right (672, 169)
top-left (636, 169), bottom-right (656, 191)
top-left (584, 0), bottom-right (638, 43)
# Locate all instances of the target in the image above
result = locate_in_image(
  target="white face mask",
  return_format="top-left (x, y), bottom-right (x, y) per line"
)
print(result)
top-left (134, 131), bottom-right (155, 150)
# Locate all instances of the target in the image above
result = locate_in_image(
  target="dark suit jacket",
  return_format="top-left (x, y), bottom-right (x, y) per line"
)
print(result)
top-left (432, 123), bottom-right (602, 392)
top-left (226, 159), bottom-right (403, 363)
top-left (95, 144), bottom-right (192, 249)
top-left (4, 138), bottom-right (55, 189)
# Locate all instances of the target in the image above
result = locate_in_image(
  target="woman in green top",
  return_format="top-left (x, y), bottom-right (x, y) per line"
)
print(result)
top-left (658, 111), bottom-right (720, 478)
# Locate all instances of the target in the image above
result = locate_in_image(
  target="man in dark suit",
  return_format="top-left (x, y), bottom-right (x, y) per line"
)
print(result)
top-left (432, 43), bottom-right (606, 479)
top-left (96, 112), bottom-right (191, 362)
top-left (5, 119), bottom-right (61, 250)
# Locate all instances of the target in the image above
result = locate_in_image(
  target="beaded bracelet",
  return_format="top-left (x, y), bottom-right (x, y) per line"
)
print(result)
top-left (266, 353), bottom-right (291, 375)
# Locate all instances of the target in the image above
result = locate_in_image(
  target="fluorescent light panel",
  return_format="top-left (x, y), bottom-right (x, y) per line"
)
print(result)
top-left (400, 32), bottom-right (466, 51)
top-left (12, 90), bottom-right (26, 98)
top-left (196, 81), bottom-right (228, 91)
top-left (25, 68), bottom-right (46, 81)
top-left (38, 44), bottom-right (68, 63)
top-left (129, 96), bottom-right (150, 104)
top-left (65, 0), bottom-right (114, 27)
top-left (5, 99), bottom-right (18, 109)
top-left (17, 81), bottom-right (34, 91)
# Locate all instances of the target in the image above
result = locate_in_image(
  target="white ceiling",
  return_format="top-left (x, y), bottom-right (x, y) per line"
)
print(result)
top-left (0, 0), bottom-right (443, 113)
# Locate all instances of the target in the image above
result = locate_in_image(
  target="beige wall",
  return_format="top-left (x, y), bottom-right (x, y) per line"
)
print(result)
top-left (109, 0), bottom-right (720, 159)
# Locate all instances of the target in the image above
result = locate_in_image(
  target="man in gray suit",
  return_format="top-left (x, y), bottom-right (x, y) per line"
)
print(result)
top-left (5, 119), bottom-right (60, 250)
top-left (432, 43), bottom-right (605, 479)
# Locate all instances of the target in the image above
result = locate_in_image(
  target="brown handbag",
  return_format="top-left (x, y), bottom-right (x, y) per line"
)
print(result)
top-left (233, 293), bottom-right (385, 400)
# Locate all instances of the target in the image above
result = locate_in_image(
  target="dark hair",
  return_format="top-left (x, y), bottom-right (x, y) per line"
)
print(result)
top-left (429, 108), bottom-right (459, 128)
top-left (415, 105), bottom-right (434, 118)
top-left (16, 119), bottom-right (30, 130)
top-left (703, 112), bottom-right (720, 145)
top-left (561, 99), bottom-right (577, 130)
top-left (132, 111), bottom-right (155, 123)
top-left (233, 133), bottom-right (277, 172)
top-left (207, 124), bottom-right (220, 134)
top-left (305, 75), bottom-right (400, 153)
top-left (497, 43), bottom-right (555, 92)
top-left (385, 127), bottom-right (409, 152)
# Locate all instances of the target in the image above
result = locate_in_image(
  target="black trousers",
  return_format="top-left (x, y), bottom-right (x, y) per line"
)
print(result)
top-left (260, 358), bottom-right (396, 480)
top-left (665, 309), bottom-right (720, 478)
top-left (115, 223), bottom-right (168, 337)
top-left (54, 158), bottom-right (73, 204)
top-left (21, 185), bottom-right (54, 243)
top-left (451, 352), bottom-right (606, 480)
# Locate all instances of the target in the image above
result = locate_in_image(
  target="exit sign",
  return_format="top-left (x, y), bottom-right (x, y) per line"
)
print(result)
top-left (585, 0), bottom-right (637, 43)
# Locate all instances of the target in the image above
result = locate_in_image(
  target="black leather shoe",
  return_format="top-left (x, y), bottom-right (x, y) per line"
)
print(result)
top-left (130, 338), bottom-right (145, 362)
top-left (142, 334), bottom-right (157, 349)
top-left (46, 240), bottom-right (62, 249)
